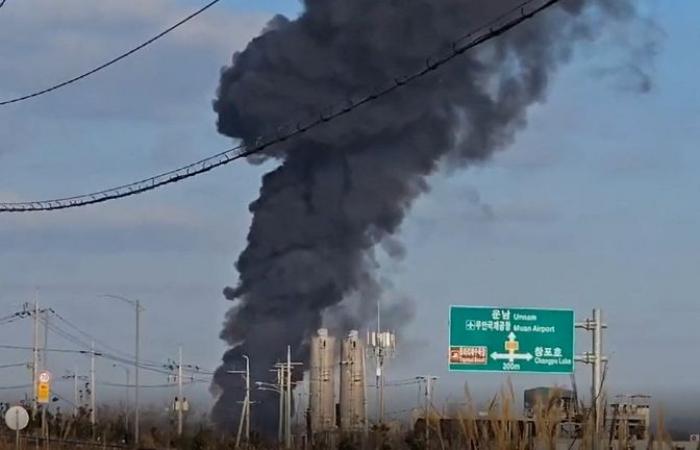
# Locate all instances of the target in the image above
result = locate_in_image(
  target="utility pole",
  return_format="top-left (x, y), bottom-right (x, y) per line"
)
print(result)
top-left (62, 368), bottom-right (85, 416)
top-left (177, 346), bottom-right (183, 437)
top-left (101, 294), bottom-right (142, 448)
top-left (229, 356), bottom-right (250, 449)
top-left (32, 295), bottom-right (39, 418)
top-left (276, 366), bottom-right (284, 443)
top-left (285, 346), bottom-right (292, 449)
top-left (40, 307), bottom-right (49, 445)
top-left (264, 356), bottom-right (301, 446)
top-left (135, 299), bottom-right (141, 448)
top-left (245, 355), bottom-right (251, 445)
top-left (416, 376), bottom-right (438, 449)
top-left (42, 309), bottom-right (49, 370)
top-left (575, 308), bottom-right (607, 450)
top-left (74, 367), bottom-right (79, 416)
top-left (90, 341), bottom-right (96, 435)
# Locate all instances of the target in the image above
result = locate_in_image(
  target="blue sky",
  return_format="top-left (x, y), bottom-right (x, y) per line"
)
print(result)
top-left (0, 0), bottom-right (698, 420)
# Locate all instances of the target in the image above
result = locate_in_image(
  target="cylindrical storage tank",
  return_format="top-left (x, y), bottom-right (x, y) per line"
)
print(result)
top-left (309, 328), bottom-right (336, 434)
top-left (340, 330), bottom-right (366, 433)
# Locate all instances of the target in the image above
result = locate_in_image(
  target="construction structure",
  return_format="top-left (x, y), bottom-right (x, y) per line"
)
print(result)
top-left (523, 387), bottom-right (576, 419)
top-left (339, 330), bottom-right (367, 435)
top-left (607, 395), bottom-right (651, 441)
top-left (308, 328), bottom-right (336, 441)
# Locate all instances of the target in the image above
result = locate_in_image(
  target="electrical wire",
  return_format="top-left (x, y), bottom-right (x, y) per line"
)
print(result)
top-left (0, 0), bottom-right (562, 213)
top-left (0, 309), bottom-right (31, 325)
top-left (0, 344), bottom-right (94, 354)
top-left (0, 0), bottom-right (7, 10)
top-left (48, 308), bottom-right (161, 366)
top-left (0, 383), bottom-right (31, 390)
top-left (100, 380), bottom-right (201, 388)
top-left (0, 0), bottom-right (224, 107)
top-left (41, 309), bottom-right (173, 371)
top-left (38, 318), bottom-right (177, 376)
top-left (0, 362), bottom-right (28, 369)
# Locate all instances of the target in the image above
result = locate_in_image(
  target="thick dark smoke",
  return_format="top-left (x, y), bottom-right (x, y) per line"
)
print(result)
top-left (211, 0), bottom-right (643, 431)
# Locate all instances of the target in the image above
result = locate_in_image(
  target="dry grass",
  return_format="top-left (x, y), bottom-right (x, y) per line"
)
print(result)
top-left (0, 389), bottom-right (685, 450)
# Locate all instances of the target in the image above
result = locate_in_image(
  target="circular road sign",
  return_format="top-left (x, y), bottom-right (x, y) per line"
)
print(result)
top-left (38, 371), bottom-right (51, 383)
top-left (5, 406), bottom-right (29, 431)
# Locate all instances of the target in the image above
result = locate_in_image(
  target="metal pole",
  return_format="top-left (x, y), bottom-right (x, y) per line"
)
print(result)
top-left (286, 346), bottom-right (292, 449)
top-left (125, 369), bottom-right (130, 435)
top-left (379, 353), bottom-right (385, 424)
top-left (32, 296), bottom-right (39, 417)
top-left (425, 379), bottom-right (430, 449)
top-left (15, 409), bottom-right (20, 450)
top-left (42, 309), bottom-right (48, 370)
top-left (134, 299), bottom-right (140, 448)
top-left (177, 346), bottom-right (183, 436)
top-left (91, 341), bottom-right (96, 432)
top-left (244, 355), bottom-right (250, 445)
top-left (235, 396), bottom-right (246, 449)
top-left (278, 366), bottom-right (284, 444)
top-left (592, 308), bottom-right (602, 446)
top-left (74, 367), bottom-right (79, 416)
top-left (41, 404), bottom-right (46, 443)
top-left (362, 344), bottom-right (368, 439)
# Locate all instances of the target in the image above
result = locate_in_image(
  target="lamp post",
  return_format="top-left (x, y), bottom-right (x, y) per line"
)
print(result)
top-left (102, 294), bottom-right (143, 447)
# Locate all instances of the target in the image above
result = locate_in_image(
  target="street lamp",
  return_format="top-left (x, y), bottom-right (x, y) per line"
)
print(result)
top-left (102, 294), bottom-right (143, 447)
top-left (112, 363), bottom-right (131, 434)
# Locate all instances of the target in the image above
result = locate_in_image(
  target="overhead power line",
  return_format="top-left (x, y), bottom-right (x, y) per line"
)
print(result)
top-left (0, 343), bottom-right (99, 354)
top-left (0, 384), bottom-right (31, 390)
top-left (0, 0), bottom-right (7, 11)
top-left (0, 0), bottom-right (561, 213)
top-left (0, 362), bottom-right (28, 369)
top-left (0, 0), bottom-right (223, 107)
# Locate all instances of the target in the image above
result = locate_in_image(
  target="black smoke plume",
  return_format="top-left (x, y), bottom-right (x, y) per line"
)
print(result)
top-left (211, 0), bottom-right (645, 431)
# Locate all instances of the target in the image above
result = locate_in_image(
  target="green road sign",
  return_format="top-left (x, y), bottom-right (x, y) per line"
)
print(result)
top-left (449, 306), bottom-right (574, 374)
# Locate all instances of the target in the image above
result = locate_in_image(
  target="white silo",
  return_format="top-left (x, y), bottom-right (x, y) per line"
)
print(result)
top-left (309, 328), bottom-right (336, 435)
top-left (339, 330), bottom-right (367, 433)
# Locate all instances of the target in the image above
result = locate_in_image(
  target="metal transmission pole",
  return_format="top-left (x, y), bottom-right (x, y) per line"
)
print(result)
top-left (102, 294), bottom-right (143, 447)
top-left (575, 308), bottom-right (607, 450)
top-left (417, 376), bottom-right (438, 449)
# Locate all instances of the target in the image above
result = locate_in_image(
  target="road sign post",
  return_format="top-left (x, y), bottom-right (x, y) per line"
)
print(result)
top-left (37, 370), bottom-right (51, 404)
top-left (449, 306), bottom-right (574, 374)
top-left (5, 405), bottom-right (29, 450)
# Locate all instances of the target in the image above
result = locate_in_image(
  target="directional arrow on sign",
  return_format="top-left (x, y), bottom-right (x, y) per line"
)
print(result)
top-left (491, 352), bottom-right (533, 362)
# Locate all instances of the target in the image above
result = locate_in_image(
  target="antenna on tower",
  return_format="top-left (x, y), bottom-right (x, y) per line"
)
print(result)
top-left (367, 298), bottom-right (396, 425)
